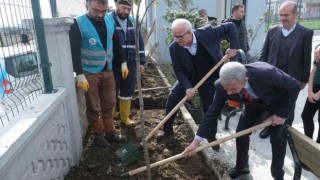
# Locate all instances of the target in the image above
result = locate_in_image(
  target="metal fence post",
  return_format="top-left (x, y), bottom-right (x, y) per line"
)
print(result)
top-left (31, 0), bottom-right (54, 93)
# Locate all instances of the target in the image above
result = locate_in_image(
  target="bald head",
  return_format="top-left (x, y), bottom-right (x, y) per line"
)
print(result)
top-left (279, 1), bottom-right (298, 30)
top-left (279, 1), bottom-right (297, 14)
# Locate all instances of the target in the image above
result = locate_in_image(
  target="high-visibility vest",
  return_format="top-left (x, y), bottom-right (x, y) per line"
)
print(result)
top-left (76, 14), bottom-right (114, 73)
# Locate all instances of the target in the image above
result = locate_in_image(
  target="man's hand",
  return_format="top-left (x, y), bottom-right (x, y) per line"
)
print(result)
top-left (226, 48), bottom-right (238, 58)
top-left (139, 65), bottom-right (145, 74)
top-left (308, 92), bottom-right (316, 103)
top-left (312, 91), bottom-right (320, 101)
top-left (121, 62), bottom-right (129, 79)
top-left (182, 139), bottom-right (201, 157)
top-left (76, 74), bottom-right (89, 92)
top-left (269, 114), bottom-right (286, 126)
top-left (186, 88), bottom-right (195, 99)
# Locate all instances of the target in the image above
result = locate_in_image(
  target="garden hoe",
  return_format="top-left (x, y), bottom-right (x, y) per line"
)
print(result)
top-left (120, 120), bottom-right (273, 178)
top-left (115, 54), bottom-right (230, 166)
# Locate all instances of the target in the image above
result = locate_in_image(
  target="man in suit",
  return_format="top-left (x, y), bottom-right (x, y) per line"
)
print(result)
top-left (259, 0), bottom-right (313, 139)
top-left (183, 62), bottom-right (300, 179)
top-left (156, 19), bottom-right (239, 144)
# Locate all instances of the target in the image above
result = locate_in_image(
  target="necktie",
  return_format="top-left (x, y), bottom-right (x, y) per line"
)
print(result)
top-left (241, 89), bottom-right (252, 102)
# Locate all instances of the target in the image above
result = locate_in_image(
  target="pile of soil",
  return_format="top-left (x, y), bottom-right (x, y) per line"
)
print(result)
top-left (65, 62), bottom-right (220, 179)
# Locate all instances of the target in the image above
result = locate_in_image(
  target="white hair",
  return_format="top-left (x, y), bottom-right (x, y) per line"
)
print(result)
top-left (219, 62), bottom-right (247, 84)
top-left (172, 18), bottom-right (192, 32)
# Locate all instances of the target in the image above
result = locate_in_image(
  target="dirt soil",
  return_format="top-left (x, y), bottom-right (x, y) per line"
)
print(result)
top-left (65, 62), bottom-right (219, 180)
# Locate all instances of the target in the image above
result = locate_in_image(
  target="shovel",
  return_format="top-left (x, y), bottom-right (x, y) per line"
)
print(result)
top-left (115, 55), bottom-right (230, 165)
top-left (120, 120), bottom-right (272, 178)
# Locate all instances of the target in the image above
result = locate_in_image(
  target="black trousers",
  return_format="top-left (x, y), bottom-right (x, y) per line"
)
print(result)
top-left (301, 84), bottom-right (320, 143)
top-left (235, 104), bottom-right (287, 180)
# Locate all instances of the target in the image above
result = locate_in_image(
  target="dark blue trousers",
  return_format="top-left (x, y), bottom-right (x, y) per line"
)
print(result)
top-left (236, 104), bottom-right (287, 180)
top-left (113, 60), bottom-right (137, 99)
top-left (163, 80), bottom-right (215, 133)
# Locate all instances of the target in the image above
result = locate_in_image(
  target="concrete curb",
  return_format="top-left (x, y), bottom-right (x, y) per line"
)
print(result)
top-left (153, 57), bottom-right (222, 179)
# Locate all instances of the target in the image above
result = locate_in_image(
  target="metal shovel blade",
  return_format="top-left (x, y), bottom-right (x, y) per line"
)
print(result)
top-left (115, 143), bottom-right (141, 165)
top-left (121, 150), bottom-right (142, 166)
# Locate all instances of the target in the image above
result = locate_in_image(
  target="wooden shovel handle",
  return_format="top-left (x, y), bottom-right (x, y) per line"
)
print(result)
top-left (144, 55), bottom-right (230, 142)
top-left (121, 120), bottom-right (272, 178)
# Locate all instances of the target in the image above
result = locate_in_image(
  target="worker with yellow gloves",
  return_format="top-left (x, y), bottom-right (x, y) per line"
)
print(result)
top-left (111, 0), bottom-right (146, 127)
top-left (70, 0), bottom-right (128, 147)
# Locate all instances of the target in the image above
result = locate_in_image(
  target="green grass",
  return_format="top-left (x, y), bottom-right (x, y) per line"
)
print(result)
top-left (299, 20), bottom-right (320, 29)
top-left (264, 20), bottom-right (320, 31)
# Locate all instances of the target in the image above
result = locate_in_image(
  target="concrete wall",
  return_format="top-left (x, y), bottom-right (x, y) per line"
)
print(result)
top-left (0, 17), bottom-right (84, 179)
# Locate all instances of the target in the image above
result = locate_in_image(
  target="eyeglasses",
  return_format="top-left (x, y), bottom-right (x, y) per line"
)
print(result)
top-left (172, 31), bottom-right (189, 39)
top-left (88, 3), bottom-right (107, 14)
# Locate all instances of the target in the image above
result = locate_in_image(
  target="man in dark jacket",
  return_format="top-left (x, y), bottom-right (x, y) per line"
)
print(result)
top-left (259, 0), bottom-right (313, 139)
top-left (221, 4), bottom-right (250, 116)
top-left (156, 18), bottom-right (239, 144)
top-left (111, 0), bottom-right (146, 127)
top-left (183, 61), bottom-right (300, 179)
top-left (195, 9), bottom-right (218, 29)
top-left (222, 4), bottom-right (249, 62)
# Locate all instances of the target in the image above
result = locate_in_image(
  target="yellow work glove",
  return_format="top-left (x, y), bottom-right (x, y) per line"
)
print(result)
top-left (121, 62), bottom-right (129, 79)
top-left (76, 74), bottom-right (89, 92)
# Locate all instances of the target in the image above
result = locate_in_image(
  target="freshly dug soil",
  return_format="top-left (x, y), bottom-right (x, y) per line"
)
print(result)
top-left (64, 62), bottom-right (219, 179)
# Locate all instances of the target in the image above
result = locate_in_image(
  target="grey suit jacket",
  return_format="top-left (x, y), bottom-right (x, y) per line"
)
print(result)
top-left (259, 23), bottom-right (313, 83)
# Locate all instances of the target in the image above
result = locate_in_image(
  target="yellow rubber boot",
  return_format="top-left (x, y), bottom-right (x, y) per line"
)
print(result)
top-left (119, 99), bottom-right (135, 127)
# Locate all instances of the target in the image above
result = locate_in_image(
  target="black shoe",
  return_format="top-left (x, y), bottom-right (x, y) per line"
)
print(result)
top-left (106, 131), bottom-right (126, 143)
top-left (156, 128), bottom-right (173, 140)
top-left (207, 137), bottom-right (220, 152)
top-left (259, 127), bottom-right (270, 139)
top-left (94, 134), bottom-right (110, 147)
top-left (222, 103), bottom-right (236, 116)
top-left (227, 167), bottom-right (250, 179)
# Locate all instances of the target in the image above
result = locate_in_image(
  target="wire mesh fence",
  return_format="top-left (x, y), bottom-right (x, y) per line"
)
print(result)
top-left (0, 0), bottom-right (43, 128)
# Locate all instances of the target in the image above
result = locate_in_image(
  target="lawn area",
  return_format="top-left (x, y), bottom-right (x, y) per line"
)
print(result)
top-left (264, 20), bottom-right (320, 31)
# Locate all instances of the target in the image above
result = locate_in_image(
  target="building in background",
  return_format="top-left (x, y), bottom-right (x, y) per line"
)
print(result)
top-left (146, 0), bottom-right (319, 63)
top-left (146, 0), bottom-right (266, 63)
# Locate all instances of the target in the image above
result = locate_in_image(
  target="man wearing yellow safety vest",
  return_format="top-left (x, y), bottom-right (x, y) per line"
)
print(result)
top-left (70, 0), bottom-right (128, 147)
